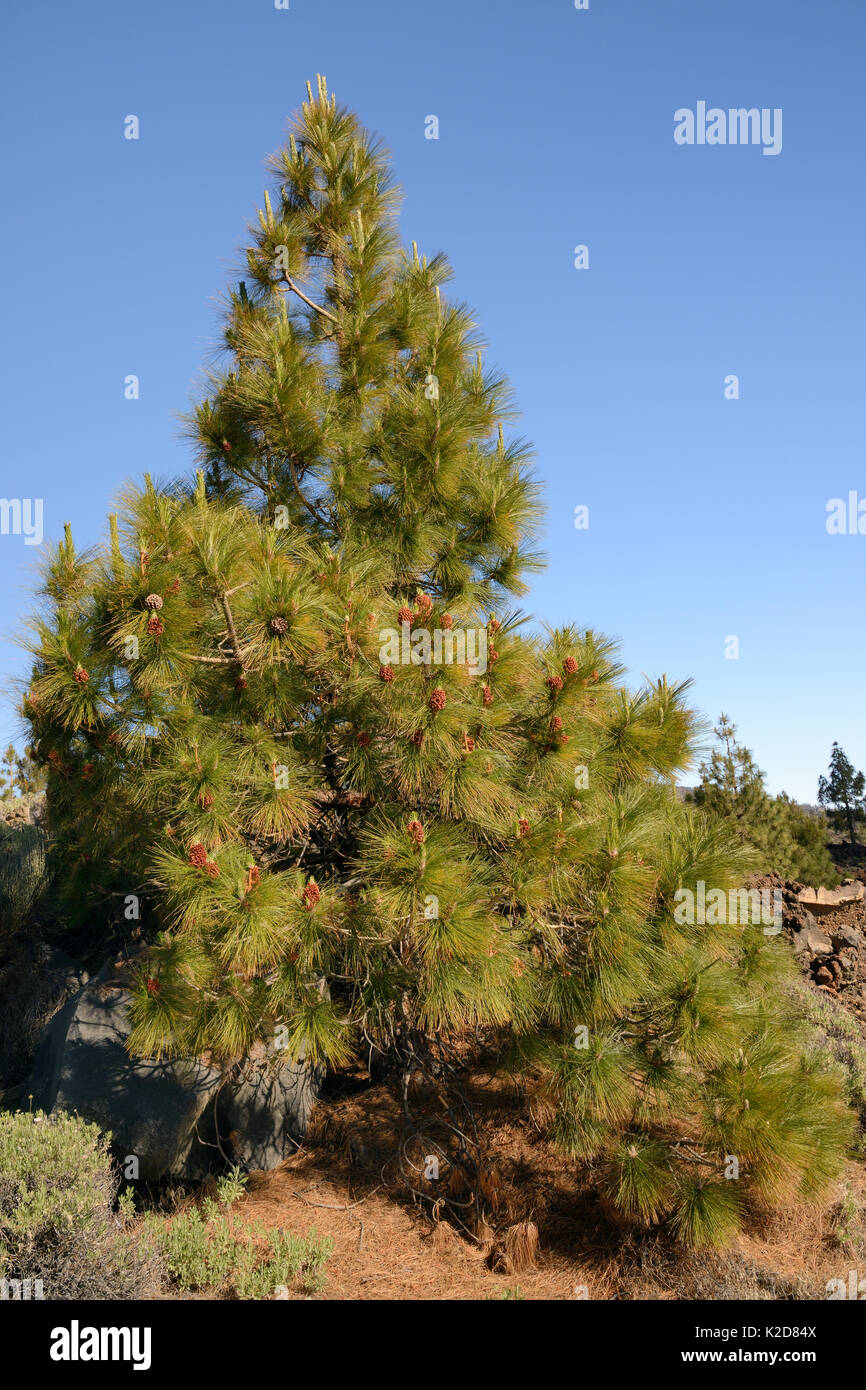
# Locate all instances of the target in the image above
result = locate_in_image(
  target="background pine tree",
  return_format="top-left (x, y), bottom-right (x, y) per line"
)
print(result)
top-left (692, 715), bottom-right (839, 886)
top-left (0, 743), bottom-right (44, 801)
top-left (818, 742), bottom-right (866, 848)
top-left (19, 78), bottom-right (853, 1247)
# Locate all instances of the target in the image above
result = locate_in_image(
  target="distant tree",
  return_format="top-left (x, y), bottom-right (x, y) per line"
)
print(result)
top-left (818, 743), bottom-right (866, 848)
top-left (0, 743), bottom-right (45, 800)
top-left (692, 716), bottom-right (838, 886)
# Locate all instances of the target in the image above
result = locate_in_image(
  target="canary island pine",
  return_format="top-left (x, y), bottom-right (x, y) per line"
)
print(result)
top-left (21, 76), bottom-right (852, 1248)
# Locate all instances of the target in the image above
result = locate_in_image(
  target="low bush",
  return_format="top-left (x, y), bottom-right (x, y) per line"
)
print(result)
top-left (0, 1109), bottom-right (157, 1299)
top-left (139, 1201), bottom-right (332, 1298)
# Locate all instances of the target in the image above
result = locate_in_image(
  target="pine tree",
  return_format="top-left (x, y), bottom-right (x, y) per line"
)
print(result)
top-left (0, 743), bottom-right (44, 800)
top-left (818, 742), bottom-right (865, 848)
top-left (693, 716), bottom-right (839, 886)
top-left (20, 78), bottom-right (853, 1247)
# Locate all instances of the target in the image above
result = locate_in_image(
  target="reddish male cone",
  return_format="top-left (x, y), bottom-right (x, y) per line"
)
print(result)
top-left (407, 819), bottom-right (425, 845)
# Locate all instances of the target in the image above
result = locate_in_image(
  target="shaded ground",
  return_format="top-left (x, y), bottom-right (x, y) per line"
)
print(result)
top-left (142, 1069), bottom-right (866, 1300)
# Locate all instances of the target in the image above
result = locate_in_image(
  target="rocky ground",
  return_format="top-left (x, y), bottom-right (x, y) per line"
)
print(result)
top-left (752, 869), bottom-right (866, 1028)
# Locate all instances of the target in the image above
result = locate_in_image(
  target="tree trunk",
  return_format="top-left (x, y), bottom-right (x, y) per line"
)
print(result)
top-left (846, 801), bottom-right (858, 847)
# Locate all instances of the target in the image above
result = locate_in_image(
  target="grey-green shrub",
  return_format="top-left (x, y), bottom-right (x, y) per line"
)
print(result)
top-left (0, 1110), bottom-right (156, 1299)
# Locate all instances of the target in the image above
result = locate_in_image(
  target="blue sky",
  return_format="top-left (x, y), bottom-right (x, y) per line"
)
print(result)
top-left (1, 0), bottom-right (863, 800)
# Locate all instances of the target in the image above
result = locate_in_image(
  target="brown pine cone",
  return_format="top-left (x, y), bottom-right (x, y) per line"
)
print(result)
top-left (563, 656), bottom-right (578, 676)
top-left (440, 613), bottom-right (453, 629)
top-left (73, 666), bottom-right (89, 684)
top-left (144, 593), bottom-right (163, 611)
top-left (546, 675), bottom-right (563, 692)
top-left (482, 685), bottom-right (493, 706)
top-left (204, 860), bottom-right (220, 879)
top-left (189, 843), bottom-right (208, 868)
top-left (147, 615), bottom-right (164, 636)
top-left (397, 605), bottom-right (413, 625)
top-left (379, 665), bottom-right (395, 683)
top-left (303, 879), bottom-right (321, 910)
top-left (429, 687), bottom-right (446, 713)
top-left (270, 616), bottom-right (289, 634)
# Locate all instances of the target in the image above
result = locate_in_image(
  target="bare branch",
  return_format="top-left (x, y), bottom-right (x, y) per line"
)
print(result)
top-left (282, 273), bottom-right (339, 325)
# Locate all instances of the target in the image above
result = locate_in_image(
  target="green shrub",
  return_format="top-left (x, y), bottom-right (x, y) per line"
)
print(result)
top-left (146, 1205), bottom-right (238, 1291)
top-left (141, 1203), bottom-right (331, 1298)
top-left (216, 1164), bottom-right (248, 1206)
top-left (265, 1227), bottom-right (332, 1296)
top-left (0, 1110), bottom-right (156, 1299)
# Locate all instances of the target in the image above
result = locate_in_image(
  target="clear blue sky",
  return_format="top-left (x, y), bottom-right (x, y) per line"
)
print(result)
top-left (1, 0), bottom-right (864, 801)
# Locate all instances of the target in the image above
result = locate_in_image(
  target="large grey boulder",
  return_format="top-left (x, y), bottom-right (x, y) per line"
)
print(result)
top-left (207, 1041), bottom-right (323, 1172)
top-left (28, 964), bottom-right (221, 1180)
top-left (27, 964), bottom-right (321, 1179)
